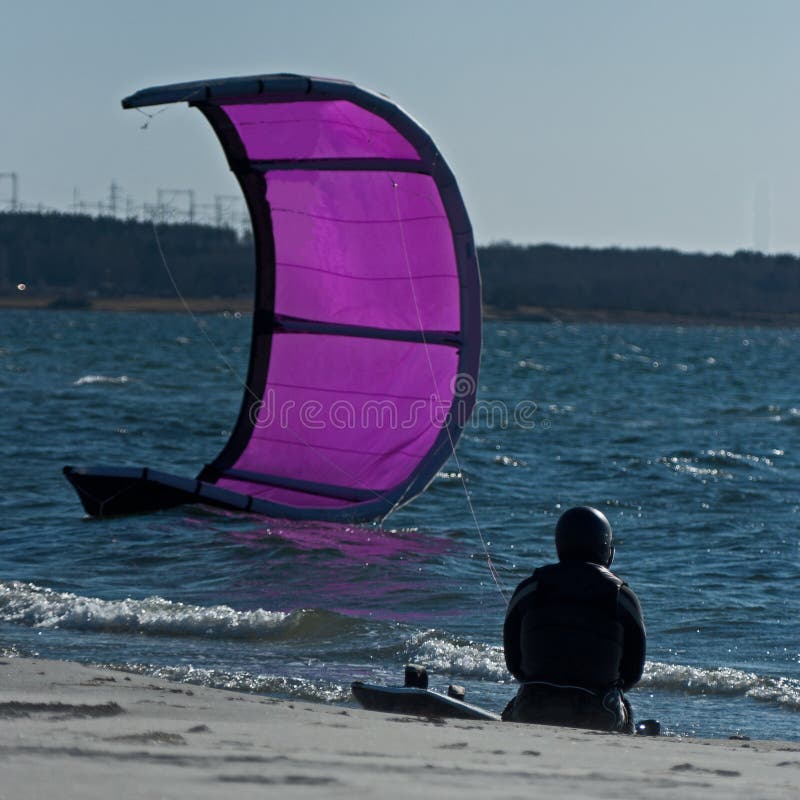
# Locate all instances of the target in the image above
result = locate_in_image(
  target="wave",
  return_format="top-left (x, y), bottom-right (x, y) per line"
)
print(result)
top-left (658, 455), bottom-right (732, 479)
top-left (123, 644), bottom-right (800, 714)
top-left (702, 449), bottom-right (775, 468)
top-left (493, 455), bottom-right (527, 468)
top-left (658, 448), bottom-right (778, 480)
top-left (115, 663), bottom-right (351, 703)
top-left (434, 470), bottom-right (466, 483)
top-left (0, 581), bottom-right (357, 642)
top-left (3, 582), bottom-right (797, 713)
top-left (73, 374), bottom-right (130, 386)
top-left (403, 635), bottom-right (800, 712)
top-left (405, 631), bottom-right (508, 680)
top-left (515, 360), bottom-right (549, 372)
top-left (642, 661), bottom-right (800, 711)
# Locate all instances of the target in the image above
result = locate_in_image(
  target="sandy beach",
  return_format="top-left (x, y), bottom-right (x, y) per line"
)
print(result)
top-left (0, 658), bottom-right (797, 799)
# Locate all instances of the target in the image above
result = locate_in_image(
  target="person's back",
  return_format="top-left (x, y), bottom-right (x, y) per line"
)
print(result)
top-left (502, 506), bottom-right (645, 733)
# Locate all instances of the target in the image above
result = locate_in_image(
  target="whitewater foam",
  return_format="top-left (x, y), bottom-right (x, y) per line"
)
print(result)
top-left (405, 631), bottom-right (508, 681)
top-left (642, 661), bottom-right (800, 711)
top-left (73, 375), bottom-right (130, 386)
top-left (404, 634), bottom-right (800, 711)
top-left (0, 581), bottom-right (293, 640)
top-left (115, 662), bottom-right (350, 703)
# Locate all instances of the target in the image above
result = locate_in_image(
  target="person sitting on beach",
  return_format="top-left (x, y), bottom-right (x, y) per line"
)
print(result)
top-left (502, 506), bottom-right (645, 733)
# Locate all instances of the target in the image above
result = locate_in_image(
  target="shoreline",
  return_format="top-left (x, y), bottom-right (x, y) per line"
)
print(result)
top-left (0, 656), bottom-right (797, 798)
top-left (484, 304), bottom-right (800, 327)
top-left (3, 295), bottom-right (800, 326)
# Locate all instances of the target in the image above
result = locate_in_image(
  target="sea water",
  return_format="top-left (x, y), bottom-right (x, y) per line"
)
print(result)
top-left (1, 310), bottom-right (797, 741)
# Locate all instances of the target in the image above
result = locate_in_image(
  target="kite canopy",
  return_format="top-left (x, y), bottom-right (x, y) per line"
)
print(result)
top-left (64, 73), bottom-right (481, 522)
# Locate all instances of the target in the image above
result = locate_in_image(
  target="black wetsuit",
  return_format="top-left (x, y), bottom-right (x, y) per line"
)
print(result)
top-left (503, 561), bottom-right (645, 732)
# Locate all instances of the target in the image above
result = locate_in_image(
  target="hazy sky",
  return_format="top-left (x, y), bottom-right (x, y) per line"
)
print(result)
top-left (2, 1), bottom-right (799, 253)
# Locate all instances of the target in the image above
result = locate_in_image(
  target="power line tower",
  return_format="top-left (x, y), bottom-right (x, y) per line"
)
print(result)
top-left (157, 188), bottom-right (196, 224)
top-left (0, 172), bottom-right (19, 211)
top-left (109, 180), bottom-right (123, 217)
top-left (214, 194), bottom-right (243, 228)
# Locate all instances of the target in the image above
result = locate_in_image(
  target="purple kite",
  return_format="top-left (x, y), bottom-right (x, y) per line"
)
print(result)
top-left (64, 73), bottom-right (481, 522)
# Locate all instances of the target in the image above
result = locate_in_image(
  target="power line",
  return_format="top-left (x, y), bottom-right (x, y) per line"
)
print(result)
top-left (0, 173), bottom-right (19, 211)
top-left (0, 176), bottom-right (249, 236)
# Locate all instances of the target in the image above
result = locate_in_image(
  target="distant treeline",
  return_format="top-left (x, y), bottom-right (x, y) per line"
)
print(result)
top-left (479, 242), bottom-right (800, 318)
top-left (0, 212), bottom-right (252, 298)
top-left (2, 212), bottom-right (800, 318)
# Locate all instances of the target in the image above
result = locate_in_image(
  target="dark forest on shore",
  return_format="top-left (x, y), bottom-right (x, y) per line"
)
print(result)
top-left (2, 211), bottom-right (799, 322)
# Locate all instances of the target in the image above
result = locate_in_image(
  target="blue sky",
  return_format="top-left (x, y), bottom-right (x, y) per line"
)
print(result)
top-left (2, 1), bottom-right (799, 253)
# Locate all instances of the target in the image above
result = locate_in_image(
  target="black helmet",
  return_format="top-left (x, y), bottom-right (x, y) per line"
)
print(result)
top-left (555, 506), bottom-right (614, 567)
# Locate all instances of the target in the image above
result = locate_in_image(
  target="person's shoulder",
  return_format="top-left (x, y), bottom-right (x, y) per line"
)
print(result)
top-left (506, 564), bottom-right (553, 611)
top-left (511, 564), bottom-right (551, 593)
top-left (532, 562), bottom-right (560, 578)
top-left (587, 563), bottom-right (626, 587)
top-left (616, 581), bottom-right (644, 622)
top-left (609, 570), bottom-right (640, 598)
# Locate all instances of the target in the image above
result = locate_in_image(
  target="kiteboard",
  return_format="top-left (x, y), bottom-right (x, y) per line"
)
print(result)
top-left (351, 663), bottom-right (500, 721)
top-left (352, 664), bottom-right (661, 734)
top-left (351, 683), bottom-right (501, 721)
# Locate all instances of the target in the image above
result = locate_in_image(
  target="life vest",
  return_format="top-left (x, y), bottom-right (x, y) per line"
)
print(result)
top-left (518, 561), bottom-right (624, 689)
